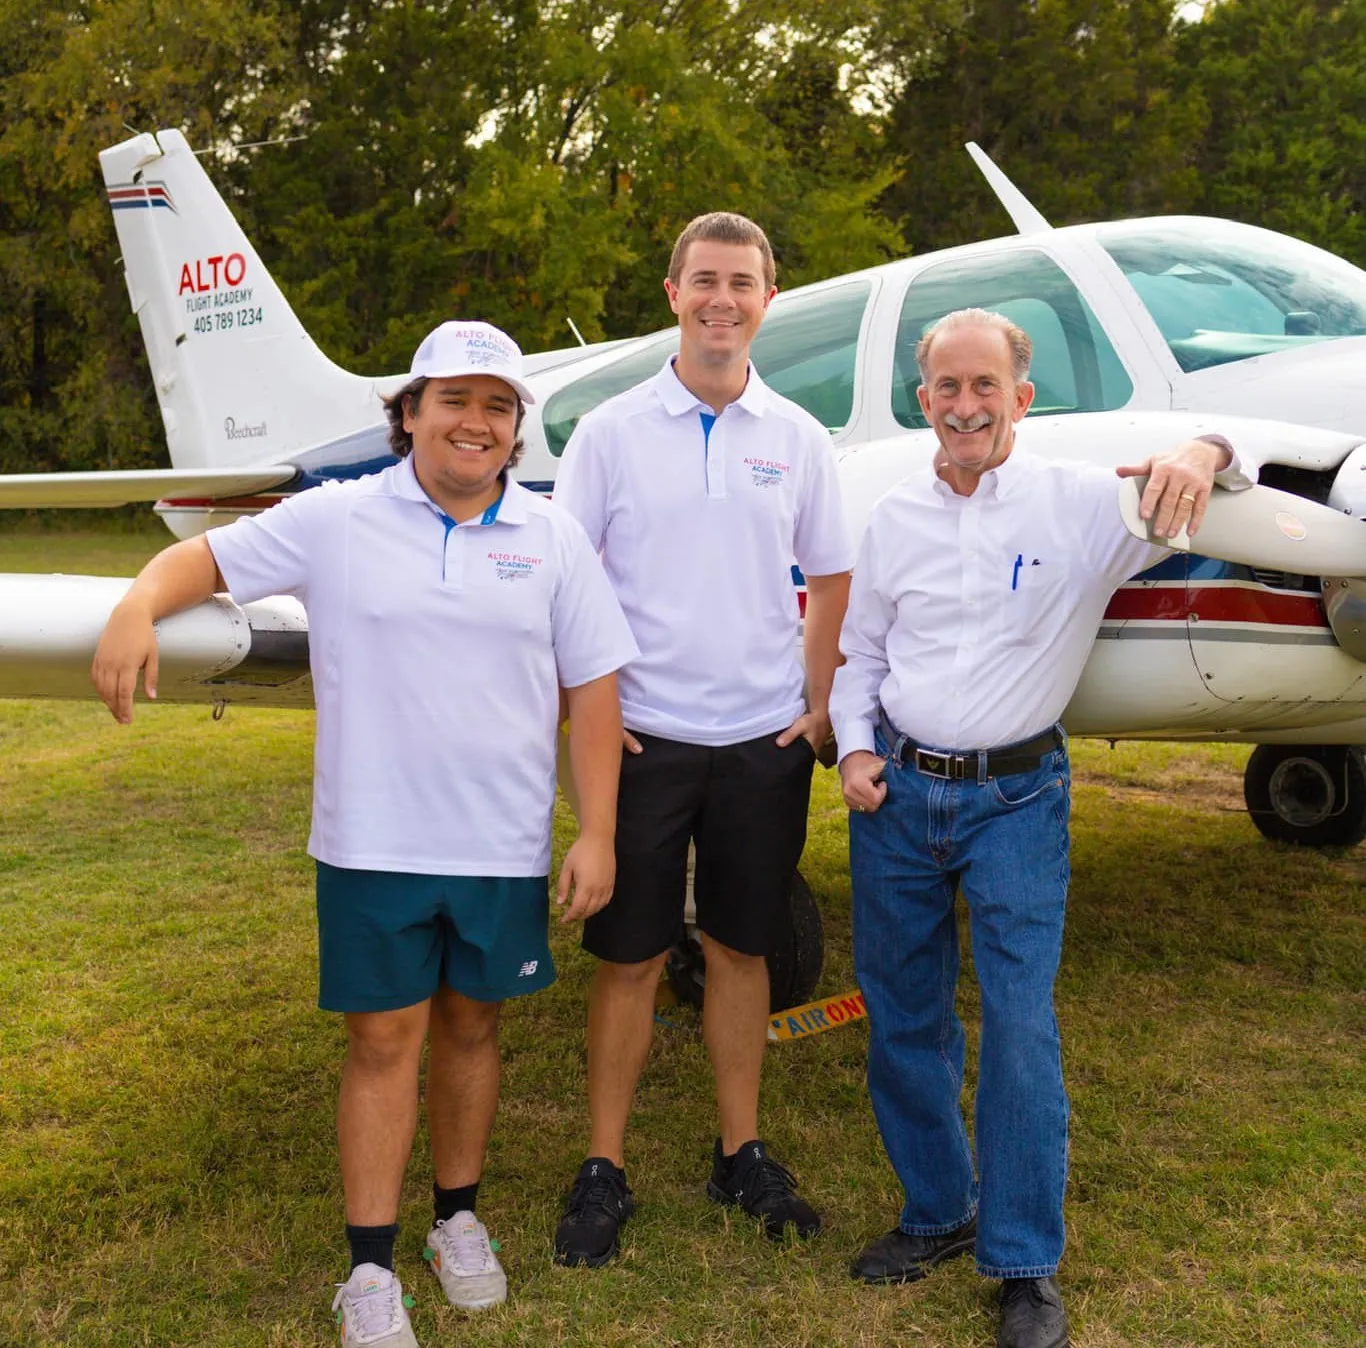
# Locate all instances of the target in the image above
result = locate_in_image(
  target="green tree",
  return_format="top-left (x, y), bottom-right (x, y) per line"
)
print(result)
top-left (1, 1), bottom-right (906, 474)
top-left (873, 0), bottom-right (1202, 251)
top-left (1177, 0), bottom-right (1366, 267)
top-left (0, 0), bottom-right (297, 473)
top-left (250, 0), bottom-right (905, 358)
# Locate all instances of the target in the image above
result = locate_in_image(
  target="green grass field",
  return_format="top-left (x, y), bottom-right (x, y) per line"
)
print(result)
top-left (1, 522), bottom-right (1362, 1346)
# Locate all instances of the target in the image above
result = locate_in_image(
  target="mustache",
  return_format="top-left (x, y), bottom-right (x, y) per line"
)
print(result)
top-left (943, 412), bottom-right (993, 432)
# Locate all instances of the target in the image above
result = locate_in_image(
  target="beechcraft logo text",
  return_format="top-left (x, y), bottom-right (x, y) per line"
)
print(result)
top-left (224, 417), bottom-right (267, 441)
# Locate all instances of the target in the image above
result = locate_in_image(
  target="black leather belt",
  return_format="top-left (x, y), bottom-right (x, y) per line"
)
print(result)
top-left (878, 711), bottom-right (1062, 781)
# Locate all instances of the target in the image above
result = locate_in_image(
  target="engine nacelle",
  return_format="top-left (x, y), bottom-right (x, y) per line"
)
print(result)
top-left (1322, 443), bottom-right (1366, 660)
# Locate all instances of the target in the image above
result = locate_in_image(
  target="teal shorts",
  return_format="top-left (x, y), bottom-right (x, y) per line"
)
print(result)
top-left (315, 861), bottom-right (556, 1013)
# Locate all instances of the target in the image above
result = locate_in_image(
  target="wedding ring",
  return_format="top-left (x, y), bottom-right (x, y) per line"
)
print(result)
top-left (1179, 492), bottom-right (1196, 501)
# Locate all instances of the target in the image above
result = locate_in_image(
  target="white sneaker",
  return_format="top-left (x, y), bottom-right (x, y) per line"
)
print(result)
top-left (330, 1263), bottom-right (419, 1347)
top-left (423, 1211), bottom-right (508, 1310)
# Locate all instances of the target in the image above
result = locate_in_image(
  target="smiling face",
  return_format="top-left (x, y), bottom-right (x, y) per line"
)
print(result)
top-left (664, 239), bottom-right (776, 372)
top-left (403, 374), bottom-right (520, 518)
top-left (917, 323), bottom-right (1034, 489)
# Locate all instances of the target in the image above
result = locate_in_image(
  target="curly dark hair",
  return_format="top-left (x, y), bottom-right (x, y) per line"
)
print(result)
top-left (382, 376), bottom-right (526, 467)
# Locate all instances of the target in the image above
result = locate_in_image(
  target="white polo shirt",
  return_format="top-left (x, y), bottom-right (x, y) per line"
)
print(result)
top-left (831, 446), bottom-right (1254, 754)
top-left (207, 459), bottom-right (638, 876)
top-left (554, 358), bottom-right (854, 746)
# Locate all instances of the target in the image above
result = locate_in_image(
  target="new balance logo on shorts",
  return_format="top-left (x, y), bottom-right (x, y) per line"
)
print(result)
top-left (518, 960), bottom-right (539, 977)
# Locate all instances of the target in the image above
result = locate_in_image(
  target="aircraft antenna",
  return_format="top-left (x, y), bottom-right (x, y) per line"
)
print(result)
top-left (965, 142), bottom-right (1052, 235)
top-left (566, 316), bottom-right (588, 347)
top-left (192, 135), bottom-right (310, 157)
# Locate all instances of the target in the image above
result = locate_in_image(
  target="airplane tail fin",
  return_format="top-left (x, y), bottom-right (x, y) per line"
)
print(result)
top-left (100, 130), bottom-right (393, 471)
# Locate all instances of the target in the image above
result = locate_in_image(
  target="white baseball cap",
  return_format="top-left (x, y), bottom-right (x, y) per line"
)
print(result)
top-left (408, 320), bottom-right (536, 405)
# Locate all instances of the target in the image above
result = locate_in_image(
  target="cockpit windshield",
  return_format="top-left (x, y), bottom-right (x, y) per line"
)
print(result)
top-left (1097, 219), bottom-right (1366, 373)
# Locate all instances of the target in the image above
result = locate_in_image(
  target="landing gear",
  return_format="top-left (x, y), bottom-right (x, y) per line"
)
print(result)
top-left (665, 870), bottom-right (824, 1013)
top-left (1243, 744), bottom-right (1366, 847)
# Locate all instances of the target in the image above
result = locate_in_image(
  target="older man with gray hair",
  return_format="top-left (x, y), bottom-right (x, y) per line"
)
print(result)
top-left (830, 308), bottom-right (1249, 1347)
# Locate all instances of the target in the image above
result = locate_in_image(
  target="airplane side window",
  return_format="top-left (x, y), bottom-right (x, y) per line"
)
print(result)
top-left (892, 250), bottom-right (1133, 429)
top-left (990, 299), bottom-right (1077, 410)
top-left (543, 330), bottom-right (678, 458)
top-left (542, 280), bottom-right (872, 456)
top-left (748, 280), bottom-right (870, 432)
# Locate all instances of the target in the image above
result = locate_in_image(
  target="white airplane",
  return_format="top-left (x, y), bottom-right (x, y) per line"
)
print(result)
top-left (5, 128), bottom-right (1366, 1002)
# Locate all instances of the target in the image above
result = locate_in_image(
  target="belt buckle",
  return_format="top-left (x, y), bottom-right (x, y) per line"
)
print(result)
top-left (914, 748), bottom-right (954, 779)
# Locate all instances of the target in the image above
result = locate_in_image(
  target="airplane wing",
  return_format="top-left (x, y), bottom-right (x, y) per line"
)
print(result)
top-left (0, 466), bottom-right (299, 509)
top-left (0, 573), bottom-right (312, 706)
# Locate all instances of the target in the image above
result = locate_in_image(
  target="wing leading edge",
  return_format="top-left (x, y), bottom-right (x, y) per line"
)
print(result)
top-left (0, 573), bottom-right (312, 706)
top-left (0, 466), bottom-right (299, 510)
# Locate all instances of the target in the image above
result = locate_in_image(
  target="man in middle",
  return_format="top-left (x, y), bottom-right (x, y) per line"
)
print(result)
top-left (551, 211), bottom-right (853, 1266)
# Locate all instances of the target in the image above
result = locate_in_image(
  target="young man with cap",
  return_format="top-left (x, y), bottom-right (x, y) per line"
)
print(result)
top-left (92, 321), bottom-right (638, 1346)
top-left (550, 213), bottom-right (854, 1266)
top-left (831, 309), bottom-right (1248, 1348)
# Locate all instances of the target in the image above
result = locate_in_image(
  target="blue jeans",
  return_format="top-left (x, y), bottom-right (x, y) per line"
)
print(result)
top-left (850, 730), bottom-right (1071, 1278)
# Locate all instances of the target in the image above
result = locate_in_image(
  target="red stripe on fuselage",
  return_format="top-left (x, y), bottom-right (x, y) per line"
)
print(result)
top-left (794, 582), bottom-right (1322, 628)
top-left (1104, 584), bottom-right (1327, 628)
top-left (156, 495), bottom-right (289, 510)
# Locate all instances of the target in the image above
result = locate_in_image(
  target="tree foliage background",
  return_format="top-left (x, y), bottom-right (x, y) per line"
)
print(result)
top-left (1, 0), bottom-right (1361, 474)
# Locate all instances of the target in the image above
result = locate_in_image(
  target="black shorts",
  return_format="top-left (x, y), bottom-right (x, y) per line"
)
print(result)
top-left (583, 730), bottom-right (816, 963)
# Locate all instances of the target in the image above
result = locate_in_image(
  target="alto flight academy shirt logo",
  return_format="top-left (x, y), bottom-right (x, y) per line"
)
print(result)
top-left (487, 549), bottom-right (544, 582)
top-left (744, 456), bottom-right (790, 489)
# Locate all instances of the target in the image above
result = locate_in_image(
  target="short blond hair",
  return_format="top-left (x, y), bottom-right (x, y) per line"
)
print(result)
top-left (668, 212), bottom-right (776, 288)
top-left (916, 308), bottom-right (1032, 384)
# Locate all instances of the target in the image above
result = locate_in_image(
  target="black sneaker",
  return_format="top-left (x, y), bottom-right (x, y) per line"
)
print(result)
top-left (553, 1157), bottom-right (634, 1267)
top-left (849, 1218), bottom-right (976, 1284)
top-left (997, 1275), bottom-right (1069, 1348)
top-left (706, 1139), bottom-right (821, 1240)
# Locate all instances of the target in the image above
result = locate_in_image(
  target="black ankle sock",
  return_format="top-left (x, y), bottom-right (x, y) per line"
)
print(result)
top-left (434, 1180), bottom-right (479, 1224)
top-left (346, 1222), bottom-right (400, 1273)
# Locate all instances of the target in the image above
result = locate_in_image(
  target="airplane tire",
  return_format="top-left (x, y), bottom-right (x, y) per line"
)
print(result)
top-left (665, 871), bottom-right (824, 1014)
top-left (1243, 744), bottom-right (1366, 847)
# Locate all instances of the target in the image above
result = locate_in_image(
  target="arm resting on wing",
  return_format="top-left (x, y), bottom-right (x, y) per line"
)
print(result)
top-left (1116, 435), bottom-right (1236, 539)
top-left (91, 536), bottom-right (225, 724)
top-left (556, 671), bottom-right (625, 923)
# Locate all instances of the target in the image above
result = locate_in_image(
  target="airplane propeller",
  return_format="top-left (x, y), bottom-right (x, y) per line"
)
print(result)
top-left (1118, 478), bottom-right (1366, 578)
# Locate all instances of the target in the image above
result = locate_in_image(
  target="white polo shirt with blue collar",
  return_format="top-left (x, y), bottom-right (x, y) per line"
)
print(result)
top-left (553, 357), bottom-right (854, 747)
top-left (206, 458), bottom-right (638, 876)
